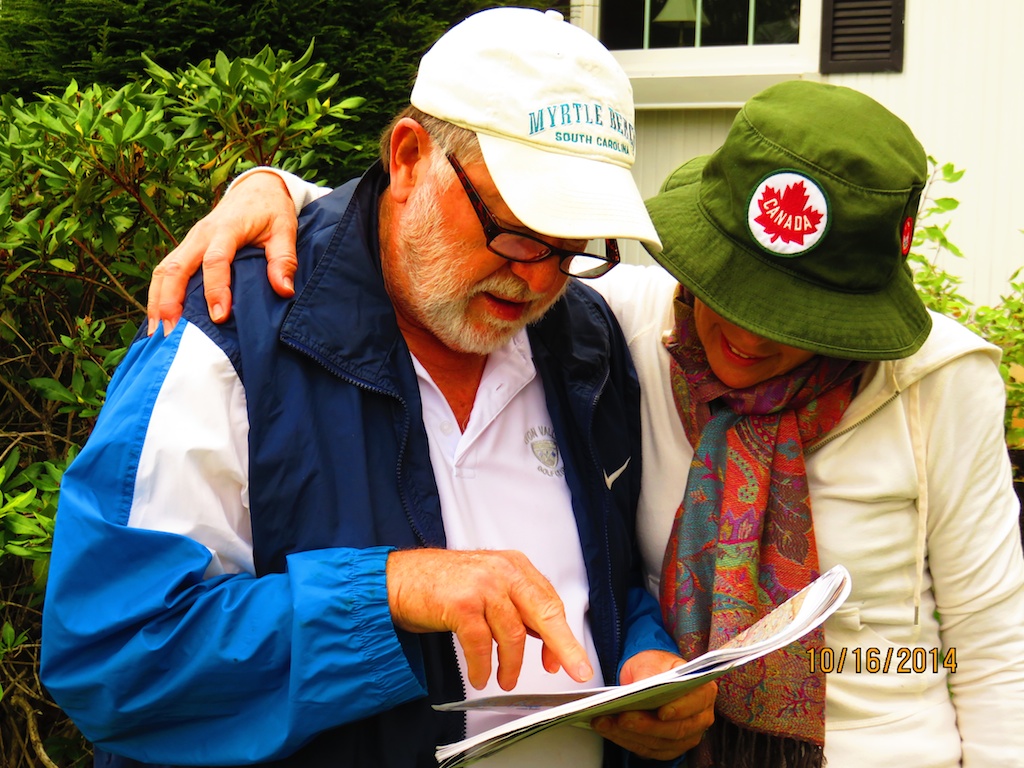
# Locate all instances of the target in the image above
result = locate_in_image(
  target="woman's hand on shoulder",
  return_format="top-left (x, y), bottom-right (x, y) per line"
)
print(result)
top-left (147, 169), bottom-right (299, 335)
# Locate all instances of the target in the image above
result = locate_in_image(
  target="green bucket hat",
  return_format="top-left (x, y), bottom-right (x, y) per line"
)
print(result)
top-left (646, 80), bottom-right (931, 360)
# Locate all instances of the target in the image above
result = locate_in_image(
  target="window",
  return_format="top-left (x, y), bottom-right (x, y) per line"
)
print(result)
top-left (591, 1), bottom-right (822, 109)
top-left (602, 0), bottom-right (801, 51)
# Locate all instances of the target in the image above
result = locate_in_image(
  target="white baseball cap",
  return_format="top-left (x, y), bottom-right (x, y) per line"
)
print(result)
top-left (411, 7), bottom-right (662, 252)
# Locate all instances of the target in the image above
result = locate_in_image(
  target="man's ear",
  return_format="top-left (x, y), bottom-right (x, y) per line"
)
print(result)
top-left (388, 118), bottom-right (435, 204)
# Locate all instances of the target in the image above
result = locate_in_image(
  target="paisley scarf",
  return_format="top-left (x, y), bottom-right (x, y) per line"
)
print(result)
top-left (660, 290), bottom-right (864, 768)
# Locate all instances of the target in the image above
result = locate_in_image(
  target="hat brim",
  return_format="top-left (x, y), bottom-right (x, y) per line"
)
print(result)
top-left (646, 157), bottom-right (931, 360)
top-left (477, 133), bottom-right (663, 253)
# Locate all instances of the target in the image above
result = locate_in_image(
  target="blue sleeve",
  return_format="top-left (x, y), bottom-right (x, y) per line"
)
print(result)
top-left (40, 324), bottom-right (427, 765)
top-left (619, 585), bottom-right (679, 676)
top-left (619, 587), bottom-right (689, 768)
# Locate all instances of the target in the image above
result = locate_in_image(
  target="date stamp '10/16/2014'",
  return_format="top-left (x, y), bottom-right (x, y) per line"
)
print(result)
top-left (808, 646), bottom-right (957, 674)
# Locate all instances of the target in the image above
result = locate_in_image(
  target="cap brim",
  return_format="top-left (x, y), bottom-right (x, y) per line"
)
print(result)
top-left (477, 133), bottom-right (662, 253)
top-left (646, 158), bottom-right (931, 360)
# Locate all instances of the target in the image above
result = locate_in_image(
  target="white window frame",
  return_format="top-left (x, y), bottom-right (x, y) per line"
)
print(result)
top-left (572, 0), bottom-right (823, 109)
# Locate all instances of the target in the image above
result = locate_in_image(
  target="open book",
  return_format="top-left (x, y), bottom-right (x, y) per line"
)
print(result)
top-left (434, 563), bottom-right (851, 768)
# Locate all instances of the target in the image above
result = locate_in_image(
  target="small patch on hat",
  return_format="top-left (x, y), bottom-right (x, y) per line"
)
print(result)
top-left (901, 216), bottom-right (914, 255)
top-left (747, 171), bottom-right (829, 257)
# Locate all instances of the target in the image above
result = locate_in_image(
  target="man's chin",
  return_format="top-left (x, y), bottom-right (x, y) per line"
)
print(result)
top-left (442, 324), bottom-right (523, 355)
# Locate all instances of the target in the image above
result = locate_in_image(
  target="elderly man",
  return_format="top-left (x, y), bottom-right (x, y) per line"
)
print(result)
top-left (41, 8), bottom-right (715, 768)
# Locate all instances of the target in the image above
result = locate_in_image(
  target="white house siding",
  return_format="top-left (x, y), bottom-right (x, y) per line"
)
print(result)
top-left (626, 108), bottom-right (739, 266)
top-left (584, 0), bottom-right (1024, 305)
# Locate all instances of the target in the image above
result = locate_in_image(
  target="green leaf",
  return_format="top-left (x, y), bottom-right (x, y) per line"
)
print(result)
top-left (27, 378), bottom-right (77, 404)
top-left (178, 117), bottom-right (207, 141)
top-left (120, 321), bottom-right (140, 347)
top-left (0, 489), bottom-right (36, 515)
top-left (209, 145), bottom-right (251, 189)
top-left (940, 163), bottom-right (966, 183)
top-left (141, 53), bottom-right (175, 83)
top-left (228, 58), bottom-right (245, 89)
top-left (78, 98), bottom-right (96, 136)
top-left (102, 88), bottom-right (126, 115)
top-left (283, 79), bottom-right (322, 104)
top-left (337, 96), bottom-right (366, 110)
top-left (294, 39), bottom-right (316, 70)
top-left (4, 516), bottom-right (47, 538)
top-left (3, 259), bottom-right (39, 285)
top-left (48, 258), bottom-right (77, 272)
top-left (122, 108), bottom-right (147, 142)
top-left (215, 50), bottom-right (232, 85)
top-left (0, 450), bottom-right (19, 489)
top-left (4, 543), bottom-right (47, 559)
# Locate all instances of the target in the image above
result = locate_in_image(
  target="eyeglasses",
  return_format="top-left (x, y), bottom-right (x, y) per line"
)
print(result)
top-left (446, 154), bottom-right (620, 279)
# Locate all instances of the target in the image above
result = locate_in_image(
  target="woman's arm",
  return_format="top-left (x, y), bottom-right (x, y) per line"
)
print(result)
top-left (920, 347), bottom-right (1024, 766)
top-left (148, 168), bottom-right (320, 333)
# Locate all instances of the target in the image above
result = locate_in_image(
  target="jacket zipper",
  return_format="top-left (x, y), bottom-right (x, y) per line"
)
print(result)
top-left (588, 366), bottom-right (622, 672)
top-left (280, 337), bottom-right (425, 545)
top-left (450, 634), bottom-right (468, 739)
top-left (806, 390), bottom-right (901, 455)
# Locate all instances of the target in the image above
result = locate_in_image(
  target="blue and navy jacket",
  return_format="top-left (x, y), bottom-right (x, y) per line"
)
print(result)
top-left (41, 164), bottom-right (676, 768)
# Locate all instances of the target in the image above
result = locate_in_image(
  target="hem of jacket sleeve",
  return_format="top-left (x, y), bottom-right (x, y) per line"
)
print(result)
top-left (618, 585), bottom-right (679, 680)
top-left (286, 546), bottom-right (428, 711)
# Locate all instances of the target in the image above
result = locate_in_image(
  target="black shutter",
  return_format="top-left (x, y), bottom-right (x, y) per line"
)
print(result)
top-left (820, 0), bottom-right (906, 74)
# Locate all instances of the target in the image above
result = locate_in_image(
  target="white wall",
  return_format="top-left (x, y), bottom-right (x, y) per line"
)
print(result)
top-left (592, 0), bottom-right (1024, 305)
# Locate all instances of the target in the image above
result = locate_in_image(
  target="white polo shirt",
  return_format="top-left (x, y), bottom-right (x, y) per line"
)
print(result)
top-left (413, 329), bottom-right (604, 767)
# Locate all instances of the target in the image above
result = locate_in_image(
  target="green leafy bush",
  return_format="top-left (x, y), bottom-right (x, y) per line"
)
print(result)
top-left (909, 158), bottom-right (1024, 453)
top-left (0, 0), bottom-right (564, 179)
top-left (0, 44), bottom-right (362, 766)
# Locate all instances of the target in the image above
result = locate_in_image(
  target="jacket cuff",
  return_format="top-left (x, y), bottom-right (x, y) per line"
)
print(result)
top-left (286, 546), bottom-right (427, 707)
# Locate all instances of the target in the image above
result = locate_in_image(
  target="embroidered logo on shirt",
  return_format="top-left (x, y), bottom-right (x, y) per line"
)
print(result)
top-left (525, 425), bottom-right (565, 477)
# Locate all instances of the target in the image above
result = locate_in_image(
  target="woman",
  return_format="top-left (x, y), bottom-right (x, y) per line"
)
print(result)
top-left (149, 81), bottom-right (1024, 766)
top-left (590, 81), bottom-right (1024, 768)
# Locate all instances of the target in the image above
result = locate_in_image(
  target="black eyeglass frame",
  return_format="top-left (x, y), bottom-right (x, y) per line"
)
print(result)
top-left (446, 153), bottom-right (620, 279)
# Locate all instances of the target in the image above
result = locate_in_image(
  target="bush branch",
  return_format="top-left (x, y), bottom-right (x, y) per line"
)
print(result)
top-left (11, 696), bottom-right (60, 768)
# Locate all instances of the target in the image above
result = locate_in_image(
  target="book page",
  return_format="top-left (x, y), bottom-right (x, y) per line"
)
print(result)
top-left (434, 564), bottom-right (851, 768)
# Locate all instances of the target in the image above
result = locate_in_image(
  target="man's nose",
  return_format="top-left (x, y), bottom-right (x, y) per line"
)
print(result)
top-left (508, 255), bottom-right (566, 296)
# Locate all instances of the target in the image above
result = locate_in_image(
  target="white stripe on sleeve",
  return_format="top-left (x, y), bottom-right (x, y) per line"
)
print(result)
top-left (128, 322), bottom-right (253, 578)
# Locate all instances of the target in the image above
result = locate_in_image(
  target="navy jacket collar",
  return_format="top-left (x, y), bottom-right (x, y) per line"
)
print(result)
top-left (280, 163), bottom-right (409, 394)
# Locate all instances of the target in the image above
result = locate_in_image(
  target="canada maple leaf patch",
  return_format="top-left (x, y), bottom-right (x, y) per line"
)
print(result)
top-left (747, 171), bottom-right (829, 256)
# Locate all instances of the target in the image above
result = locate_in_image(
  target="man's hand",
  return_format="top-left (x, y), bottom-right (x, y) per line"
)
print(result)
top-left (592, 650), bottom-right (716, 762)
top-left (147, 170), bottom-right (299, 336)
top-left (386, 548), bottom-right (593, 693)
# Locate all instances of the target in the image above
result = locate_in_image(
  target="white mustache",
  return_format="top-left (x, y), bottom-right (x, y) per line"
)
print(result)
top-left (470, 275), bottom-right (544, 303)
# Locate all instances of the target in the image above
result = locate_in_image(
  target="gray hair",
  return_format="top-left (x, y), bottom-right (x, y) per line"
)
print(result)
top-left (378, 106), bottom-right (482, 167)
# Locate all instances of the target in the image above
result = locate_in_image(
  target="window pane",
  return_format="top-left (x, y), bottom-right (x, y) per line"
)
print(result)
top-left (600, 0), bottom-right (647, 50)
top-left (754, 0), bottom-right (801, 44)
top-left (600, 0), bottom-right (800, 50)
top-left (700, 2), bottom-right (751, 47)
